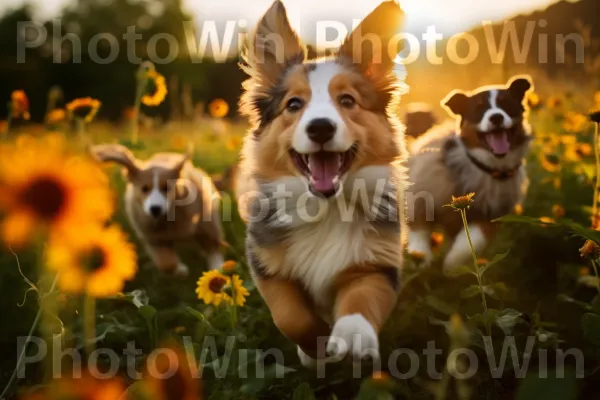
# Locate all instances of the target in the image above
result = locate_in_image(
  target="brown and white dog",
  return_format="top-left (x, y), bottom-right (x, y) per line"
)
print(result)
top-left (407, 76), bottom-right (533, 270)
top-left (235, 1), bottom-right (407, 366)
top-left (91, 144), bottom-right (224, 275)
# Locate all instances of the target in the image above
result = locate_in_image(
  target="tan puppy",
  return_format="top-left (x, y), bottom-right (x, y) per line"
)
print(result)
top-left (235, 1), bottom-right (407, 367)
top-left (407, 76), bottom-right (533, 271)
top-left (91, 144), bottom-right (224, 276)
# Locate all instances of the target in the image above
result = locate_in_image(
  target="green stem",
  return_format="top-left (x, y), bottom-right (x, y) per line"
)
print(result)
top-left (460, 210), bottom-right (491, 336)
top-left (0, 274), bottom-right (59, 400)
top-left (591, 259), bottom-right (600, 295)
top-left (83, 295), bottom-right (96, 357)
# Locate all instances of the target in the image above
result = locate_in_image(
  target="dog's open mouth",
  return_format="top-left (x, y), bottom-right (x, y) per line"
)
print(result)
top-left (484, 129), bottom-right (510, 157)
top-left (290, 145), bottom-right (358, 198)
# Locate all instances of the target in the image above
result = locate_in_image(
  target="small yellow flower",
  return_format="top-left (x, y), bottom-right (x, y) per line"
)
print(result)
top-left (563, 111), bottom-right (588, 132)
top-left (221, 260), bottom-right (238, 273)
top-left (527, 92), bottom-right (540, 109)
top-left (546, 95), bottom-right (562, 109)
top-left (552, 204), bottom-right (566, 219)
top-left (209, 98), bottom-right (229, 118)
top-left (371, 371), bottom-right (390, 382)
top-left (514, 204), bottom-right (524, 215)
top-left (20, 370), bottom-right (125, 400)
top-left (225, 136), bottom-right (241, 151)
top-left (579, 267), bottom-right (590, 277)
top-left (170, 133), bottom-right (188, 151)
top-left (579, 239), bottom-right (600, 259)
top-left (141, 70), bottom-right (168, 107)
top-left (66, 97), bottom-right (101, 123)
top-left (46, 225), bottom-right (137, 297)
top-left (0, 135), bottom-right (113, 247)
top-left (540, 153), bottom-right (561, 173)
top-left (539, 216), bottom-right (555, 226)
top-left (408, 251), bottom-right (425, 263)
top-left (10, 90), bottom-right (30, 120)
top-left (450, 313), bottom-right (463, 330)
top-left (430, 232), bottom-right (444, 250)
top-left (45, 108), bottom-right (66, 125)
top-left (477, 258), bottom-right (489, 266)
top-left (448, 193), bottom-right (475, 210)
top-left (174, 326), bottom-right (186, 334)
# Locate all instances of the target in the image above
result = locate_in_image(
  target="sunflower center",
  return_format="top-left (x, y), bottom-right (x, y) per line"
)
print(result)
top-left (208, 277), bottom-right (227, 294)
top-left (80, 246), bottom-right (107, 273)
top-left (21, 177), bottom-right (67, 220)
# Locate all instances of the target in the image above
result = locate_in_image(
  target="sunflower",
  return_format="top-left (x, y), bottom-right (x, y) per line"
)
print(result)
top-left (196, 270), bottom-right (249, 306)
top-left (562, 111), bottom-right (588, 133)
top-left (447, 192), bottom-right (475, 210)
top-left (540, 152), bottom-right (561, 173)
top-left (208, 98), bottom-right (229, 118)
top-left (136, 342), bottom-right (202, 400)
top-left (546, 95), bottom-right (562, 109)
top-left (527, 91), bottom-right (541, 110)
top-left (46, 225), bottom-right (137, 297)
top-left (45, 108), bottom-right (66, 125)
top-left (141, 70), bottom-right (168, 107)
top-left (10, 90), bottom-right (30, 120)
top-left (20, 370), bottom-right (125, 400)
top-left (66, 97), bottom-right (101, 123)
top-left (0, 135), bottom-right (114, 247)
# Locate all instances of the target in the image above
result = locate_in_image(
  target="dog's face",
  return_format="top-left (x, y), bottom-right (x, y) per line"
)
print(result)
top-left (90, 144), bottom-right (187, 219)
top-left (240, 1), bottom-right (405, 198)
top-left (443, 76), bottom-right (533, 158)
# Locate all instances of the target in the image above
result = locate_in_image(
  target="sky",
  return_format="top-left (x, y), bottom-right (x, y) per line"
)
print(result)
top-left (1, 0), bottom-right (562, 36)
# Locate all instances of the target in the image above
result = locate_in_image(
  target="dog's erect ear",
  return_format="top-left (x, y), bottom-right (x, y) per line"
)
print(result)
top-left (338, 1), bottom-right (404, 79)
top-left (173, 144), bottom-right (194, 175)
top-left (507, 75), bottom-right (533, 100)
top-left (90, 144), bottom-right (141, 177)
top-left (243, 1), bottom-right (304, 87)
top-left (442, 91), bottom-right (470, 117)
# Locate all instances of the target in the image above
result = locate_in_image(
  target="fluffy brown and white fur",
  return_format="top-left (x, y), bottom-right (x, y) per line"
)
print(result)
top-left (407, 76), bottom-right (533, 271)
top-left (91, 144), bottom-right (224, 275)
top-left (235, 1), bottom-right (407, 366)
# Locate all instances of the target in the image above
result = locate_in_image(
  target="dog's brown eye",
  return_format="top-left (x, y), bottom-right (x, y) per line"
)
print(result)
top-left (286, 97), bottom-right (304, 113)
top-left (141, 185), bottom-right (151, 194)
top-left (339, 94), bottom-right (356, 108)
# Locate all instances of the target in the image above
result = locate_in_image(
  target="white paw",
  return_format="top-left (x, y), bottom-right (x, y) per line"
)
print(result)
top-left (326, 314), bottom-right (380, 361)
top-left (297, 346), bottom-right (326, 369)
top-left (174, 262), bottom-right (189, 277)
top-left (443, 225), bottom-right (487, 272)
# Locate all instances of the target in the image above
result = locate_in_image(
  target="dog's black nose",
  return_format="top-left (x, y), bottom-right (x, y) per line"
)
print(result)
top-left (306, 118), bottom-right (336, 144)
top-left (489, 113), bottom-right (505, 126)
top-left (149, 206), bottom-right (162, 217)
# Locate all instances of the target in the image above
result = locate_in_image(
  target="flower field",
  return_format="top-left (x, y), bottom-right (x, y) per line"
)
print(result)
top-left (1, 79), bottom-right (600, 400)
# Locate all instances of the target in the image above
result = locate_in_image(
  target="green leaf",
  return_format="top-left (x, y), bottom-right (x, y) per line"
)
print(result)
top-left (293, 383), bottom-right (316, 400)
top-left (461, 285), bottom-right (482, 299)
top-left (186, 306), bottom-right (206, 322)
top-left (483, 282), bottom-right (509, 300)
top-left (469, 309), bottom-right (500, 328)
top-left (557, 294), bottom-right (593, 311)
top-left (425, 295), bottom-right (456, 315)
top-left (582, 313), bottom-right (600, 347)
top-left (444, 265), bottom-right (477, 278)
top-left (516, 372), bottom-right (577, 400)
top-left (138, 305), bottom-right (157, 322)
top-left (479, 250), bottom-right (510, 275)
top-left (495, 309), bottom-right (523, 335)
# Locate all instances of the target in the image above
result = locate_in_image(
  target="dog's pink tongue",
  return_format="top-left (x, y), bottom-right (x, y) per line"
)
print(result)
top-left (486, 132), bottom-right (510, 155)
top-left (308, 152), bottom-right (339, 194)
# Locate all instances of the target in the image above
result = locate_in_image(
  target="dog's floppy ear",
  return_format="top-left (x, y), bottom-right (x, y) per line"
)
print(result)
top-left (442, 91), bottom-right (469, 117)
top-left (507, 75), bottom-right (534, 100)
top-left (90, 144), bottom-right (141, 177)
top-left (338, 1), bottom-right (404, 79)
top-left (243, 1), bottom-right (304, 88)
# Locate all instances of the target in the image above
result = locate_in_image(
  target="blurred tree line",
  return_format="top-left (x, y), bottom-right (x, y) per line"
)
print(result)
top-left (0, 0), bottom-right (246, 123)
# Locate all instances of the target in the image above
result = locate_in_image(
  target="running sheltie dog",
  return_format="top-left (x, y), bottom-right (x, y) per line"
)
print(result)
top-left (235, 1), bottom-right (407, 366)
top-left (407, 76), bottom-right (533, 270)
top-left (91, 144), bottom-right (224, 276)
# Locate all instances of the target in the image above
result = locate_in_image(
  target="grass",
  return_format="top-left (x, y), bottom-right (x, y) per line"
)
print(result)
top-left (2, 90), bottom-right (600, 400)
